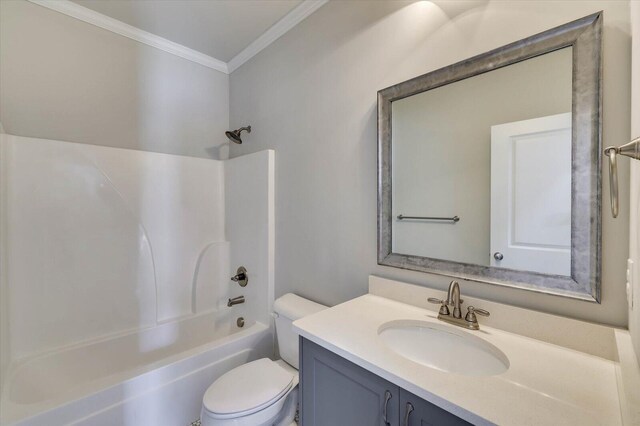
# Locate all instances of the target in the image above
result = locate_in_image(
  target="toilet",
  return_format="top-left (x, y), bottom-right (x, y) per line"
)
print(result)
top-left (200, 293), bottom-right (326, 426)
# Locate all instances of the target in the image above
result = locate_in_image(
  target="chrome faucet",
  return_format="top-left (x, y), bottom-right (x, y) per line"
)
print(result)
top-left (428, 280), bottom-right (489, 330)
top-left (446, 280), bottom-right (462, 319)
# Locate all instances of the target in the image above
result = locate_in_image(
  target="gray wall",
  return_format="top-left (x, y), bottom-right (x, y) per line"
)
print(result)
top-left (230, 0), bottom-right (632, 326)
top-left (629, 1), bottom-right (639, 363)
top-left (0, 0), bottom-right (229, 159)
top-left (0, 0), bottom-right (230, 385)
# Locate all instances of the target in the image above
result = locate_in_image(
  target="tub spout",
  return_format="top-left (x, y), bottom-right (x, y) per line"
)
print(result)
top-left (227, 296), bottom-right (245, 307)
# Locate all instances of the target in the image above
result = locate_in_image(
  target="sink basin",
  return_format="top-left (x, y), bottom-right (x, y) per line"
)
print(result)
top-left (378, 320), bottom-right (509, 376)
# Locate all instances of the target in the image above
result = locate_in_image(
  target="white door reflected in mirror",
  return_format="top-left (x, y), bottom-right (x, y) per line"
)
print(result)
top-left (490, 113), bottom-right (572, 276)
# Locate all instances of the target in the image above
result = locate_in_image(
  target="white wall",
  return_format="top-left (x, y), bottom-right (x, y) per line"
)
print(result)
top-left (230, 0), bottom-right (632, 326)
top-left (0, 0), bottom-right (229, 159)
top-left (225, 150), bottom-right (276, 327)
top-left (629, 1), bottom-right (640, 365)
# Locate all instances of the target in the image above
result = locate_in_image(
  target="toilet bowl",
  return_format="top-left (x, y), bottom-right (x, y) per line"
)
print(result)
top-left (200, 294), bottom-right (326, 426)
top-left (200, 358), bottom-right (298, 426)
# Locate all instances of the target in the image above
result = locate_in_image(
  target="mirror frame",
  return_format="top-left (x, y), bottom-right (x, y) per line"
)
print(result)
top-left (377, 12), bottom-right (603, 302)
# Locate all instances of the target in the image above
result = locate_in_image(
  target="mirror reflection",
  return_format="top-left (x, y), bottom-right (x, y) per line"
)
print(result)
top-left (391, 47), bottom-right (573, 276)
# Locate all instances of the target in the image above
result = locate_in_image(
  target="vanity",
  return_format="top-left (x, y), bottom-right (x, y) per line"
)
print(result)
top-left (300, 338), bottom-right (468, 426)
top-left (293, 276), bottom-right (639, 426)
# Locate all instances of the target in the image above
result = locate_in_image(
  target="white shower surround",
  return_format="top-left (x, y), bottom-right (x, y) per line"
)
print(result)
top-left (0, 135), bottom-right (275, 424)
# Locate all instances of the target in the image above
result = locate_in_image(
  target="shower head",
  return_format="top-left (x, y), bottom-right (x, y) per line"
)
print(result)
top-left (225, 126), bottom-right (251, 144)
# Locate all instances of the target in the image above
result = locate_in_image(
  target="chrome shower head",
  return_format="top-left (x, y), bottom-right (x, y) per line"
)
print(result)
top-left (225, 126), bottom-right (251, 144)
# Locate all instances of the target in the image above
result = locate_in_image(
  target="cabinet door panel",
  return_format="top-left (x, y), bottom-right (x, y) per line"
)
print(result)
top-left (301, 338), bottom-right (400, 426)
top-left (399, 389), bottom-right (471, 426)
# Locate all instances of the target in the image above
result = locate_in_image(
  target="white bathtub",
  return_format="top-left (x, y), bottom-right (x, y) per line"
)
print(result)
top-left (1, 312), bottom-right (273, 426)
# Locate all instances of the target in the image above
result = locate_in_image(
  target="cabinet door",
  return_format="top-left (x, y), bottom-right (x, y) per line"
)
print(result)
top-left (300, 337), bottom-right (400, 426)
top-left (399, 389), bottom-right (471, 426)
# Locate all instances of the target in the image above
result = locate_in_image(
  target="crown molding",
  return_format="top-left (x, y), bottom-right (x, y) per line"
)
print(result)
top-left (27, 0), bottom-right (328, 75)
top-left (27, 0), bottom-right (229, 73)
top-left (227, 0), bottom-right (329, 73)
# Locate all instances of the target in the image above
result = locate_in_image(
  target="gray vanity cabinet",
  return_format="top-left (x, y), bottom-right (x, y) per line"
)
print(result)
top-left (399, 389), bottom-right (472, 426)
top-left (300, 337), bottom-right (400, 426)
top-left (300, 337), bottom-right (470, 426)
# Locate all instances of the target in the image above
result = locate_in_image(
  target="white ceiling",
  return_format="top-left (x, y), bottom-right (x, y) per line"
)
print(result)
top-left (71, 0), bottom-right (303, 63)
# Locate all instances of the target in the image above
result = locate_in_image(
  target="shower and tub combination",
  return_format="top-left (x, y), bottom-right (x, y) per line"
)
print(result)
top-left (0, 131), bottom-right (275, 425)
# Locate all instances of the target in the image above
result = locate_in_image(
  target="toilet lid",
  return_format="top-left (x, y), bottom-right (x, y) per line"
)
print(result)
top-left (203, 358), bottom-right (294, 416)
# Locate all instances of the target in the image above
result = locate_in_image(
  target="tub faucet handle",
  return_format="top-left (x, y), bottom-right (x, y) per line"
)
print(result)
top-left (231, 266), bottom-right (248, 287)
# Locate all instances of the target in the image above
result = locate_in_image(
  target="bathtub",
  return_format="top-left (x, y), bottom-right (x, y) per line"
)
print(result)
top-left (0, 312), bottom-right (273, 426)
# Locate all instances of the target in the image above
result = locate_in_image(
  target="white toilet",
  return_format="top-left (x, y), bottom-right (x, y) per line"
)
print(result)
top-left (200, 293), bottom-right (326, 426)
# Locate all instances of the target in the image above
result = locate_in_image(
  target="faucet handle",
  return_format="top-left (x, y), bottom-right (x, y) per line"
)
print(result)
top-left (428, 298), bottom-right (450, 316)
top-left (231, 266), bottom-right (248, 287)
top-left (465, 306), bottom-right (489, 323)
top-left (472, 307), bottom-right (490, 317)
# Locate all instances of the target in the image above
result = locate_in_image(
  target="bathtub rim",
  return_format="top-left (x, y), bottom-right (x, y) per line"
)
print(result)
top-left (1, 320), bottom-right (271, 425)
top-left (6, 307), bottom-right (227, 373)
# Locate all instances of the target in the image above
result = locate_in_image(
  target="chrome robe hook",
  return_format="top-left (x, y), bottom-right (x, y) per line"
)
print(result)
top-left (604, 137), bottom-right (640, 218)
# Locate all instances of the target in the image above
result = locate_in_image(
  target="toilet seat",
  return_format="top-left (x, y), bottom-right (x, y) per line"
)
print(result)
top-left (202, 358), bottom-right (295, 419)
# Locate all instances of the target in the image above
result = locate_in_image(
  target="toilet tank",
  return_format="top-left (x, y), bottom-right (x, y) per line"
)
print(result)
top-left (273, 293), bottom-right (326, 369)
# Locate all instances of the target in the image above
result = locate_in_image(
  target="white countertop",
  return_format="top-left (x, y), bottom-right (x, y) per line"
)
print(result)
top-left (293, 294), bottom-right (622, 426)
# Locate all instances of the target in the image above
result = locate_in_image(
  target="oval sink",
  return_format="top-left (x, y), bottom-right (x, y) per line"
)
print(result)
top-left (378, 320), bottom-right (509, 376)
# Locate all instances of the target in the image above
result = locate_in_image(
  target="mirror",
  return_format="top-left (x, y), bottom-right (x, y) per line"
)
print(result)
top-left (378, 13), bottom-right (602, 301)
top-left (392, 47), bottom-right (573, 275)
